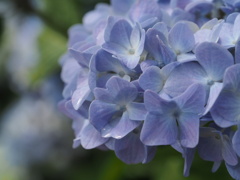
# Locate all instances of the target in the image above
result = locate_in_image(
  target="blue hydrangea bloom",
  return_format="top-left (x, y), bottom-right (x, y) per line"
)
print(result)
top-left (59, 0), bottom-right (240, 178)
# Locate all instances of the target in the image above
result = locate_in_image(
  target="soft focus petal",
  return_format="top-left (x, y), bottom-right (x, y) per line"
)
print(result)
top-left (222, 135), bottom-right (238, 166)
top-left (233, 128), bottom-right (240, 157)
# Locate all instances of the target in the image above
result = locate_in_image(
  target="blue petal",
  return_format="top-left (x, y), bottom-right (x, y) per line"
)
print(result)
top-left (222, 135), bottom-right (238, 166)
top-left (198, 128), bottom-right (223, 162)
top-left (114, 132), bottom-right (146, 164)
top-left (89, 100), bottom-right (119, 132)
top-left (236, 40), bottom-right (240, 64)
top-left (226, 160), bottom-right (240, 180)
top-left (164, 62), bottom-right (208, 97)
top-left (203, 82), bottom-right (223, 115)
top-left (195, 42), bottom-right (234, 81)
top-left (72, 76), bottom-right (91, 110)
top-left (110, 0), bottom-right (134, 15)
top-left (145, 29), bottom-right (176, 66)
top-left (185, 1), bottom-right (213, 15)
top-left (79, 122), bottom-right (109, 149)
top-left (106, 77), bottom-right (138, 104)
top-left (233, 128), bottom-right (240, 157)
top-left (178, 113), bottom-right (200, 148)
top-left (144, 90), bottom-right (177, 113)
top-left (223, 64), bottom-right (240, 91)
top-left (139, 66), bottom-right (164, 92)
top-left (211, 91), bottom-right (240, 127)
top-left (101, 111), bottom-right (140, 139)
top-left (140, 113), bottom-right (178, 146)
top-left (127, 102), bottom-right (147, 120)
top-left (174, 83), bottom-right (206, 114)
top-left (105, 17), bottom-right (132, 48)
top-left (168, 22), bottom-right (195, 54)
top-left (183, 148), bottom-right (196, 177)
top-left (233, 14), bottom-right (240, 41)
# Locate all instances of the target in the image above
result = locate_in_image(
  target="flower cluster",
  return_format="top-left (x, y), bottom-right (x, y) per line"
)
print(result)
top-left (59, 0), bottom-right (240, 178)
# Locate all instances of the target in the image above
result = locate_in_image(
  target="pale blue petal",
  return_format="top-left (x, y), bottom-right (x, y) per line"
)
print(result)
top-left (236, 40), bottom-right (240, 64)
top-left (183, 148), bottom-right (196, 177)
top-left (174, 83), bottom-right (206, 114)
top-left (179, 113), bottom-right (200, 148)
top-left (111, 0), bottom-right (134, 15)
top-left (106, 77), bottom-right (138, 104)
top-left (195, 42), bottom-right (234, 81)
top-left (169, 22), bottom-right (195, 54)
top-left (102, 111), bottom-right (140, 139)
top-left (226, 160), bottom-right (240, 180)
top-left (80, 122), bottom-right (109, 149)
top-left (233, 14), bottom-right (240, 41)
top-left (222, 135), bottom-right (238, 166)
top-left (89, 100), bottom-right (119, 132)
top-left (127, 102), bottom-right (147, 120)
top-left (140, 113), bottom-right (178, 146)
top-left (203, 82), bottom-right (223, 115)
top-left (164, 62), bottom-right (208, 97)
top-left (115, 132), bottom-right (146, 164)
top-left (139, 66), bottom-right (164, 92)
top-left (223, 64), bottom-right (240, 91)
top-left (233, 128), bottom-right (240, 157)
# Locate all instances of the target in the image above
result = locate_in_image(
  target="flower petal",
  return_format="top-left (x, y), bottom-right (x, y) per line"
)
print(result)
top-left (195, 42), bottom-right (234, 81)
top-left (140, 113), bottom-right (178, 146)
top-left (127, 102), bottom-right (147, 120)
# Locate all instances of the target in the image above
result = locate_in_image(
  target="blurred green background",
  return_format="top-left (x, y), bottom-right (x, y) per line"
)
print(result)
top-left (0, 0), bottom-right (234, 179)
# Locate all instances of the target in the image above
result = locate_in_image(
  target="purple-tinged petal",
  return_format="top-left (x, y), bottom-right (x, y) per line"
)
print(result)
top-left (72, 77), bottom-right (91, 110)
top-left (203, 82), bottom-right (223, 115)
top-left (140, 60), bottom-right (159, 72)
top-left (185, 1), bottom-right (213, 15)
top-left (198, 128), bottom-right (223, 162)
top-left (68, 24), bottom-right (89, 46)
top-left (145, 29), bottom-right (176, 66)
top-left (196, 42), bottom-right (234, 81)
top-left (223, 64), bottom-right (240, 91)
top-left (212, 161), bottom-right (221, 173)
top-left (178, 113), bottom-right (200, 148)
top-left (144, 90), bottom-right (177, 113)
top-left (183, 148), bottom-right (196, 177)
top-left (140, 113), bottom-right (178, 146)
top-left (94, 88), bottom-right (114, 103)
top-left (127, 102), bottom-right (147, 120)
top-left (114, 132), bottom-right (146, 164)
top-left (233, 14), bottom-right (240, 41)
top-left (142, 146), bottom-right (157, 164)
top-left (226, 160), bottom-right (240, 180)
top-left (235, 40), bottom-right (240, 64)
top-left (129, 0), bottom-right (162, 25)
top-left (211, 91), bottom-right (240, 127)
top-left (222, 135), bottom-right (238, 166)
top-left (106, 18), bottom-right (132, 49)
top-left (139, 66), bottom-right (164, 92)
top-left (175, 83), bottom-right (206, 114)
top-left (110, 0), bottom-right (134, 15)
top-left (152, 22), bottom-right (169, 39)
top-left (164, 61), bottom-right (208, 97)
top-left (170, 0), bottom-right (192, 9)
top-left (233, 127), bottom-right (240, 157)
top-left (101, 111), bottom-right (140, 139)
top-left (79, 122), bottom-right (109, 149)
top-left (106, 77), bottom-right (138, 104)
top-left (168, 22), bottom-right (195, 54)
top-left (89, 100), bottom-right (119, 132)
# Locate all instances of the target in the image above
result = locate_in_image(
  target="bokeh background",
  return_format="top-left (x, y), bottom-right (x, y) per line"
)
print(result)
top-left (0, 0), bottom-right (234, 179)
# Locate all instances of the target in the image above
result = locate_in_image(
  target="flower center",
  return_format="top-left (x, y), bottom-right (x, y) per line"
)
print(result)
top-left (128, 48), bottom-right (135, 55)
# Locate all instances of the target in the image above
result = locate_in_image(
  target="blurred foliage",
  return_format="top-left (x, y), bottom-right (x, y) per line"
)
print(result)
top-left (30, 25), bottom-right (67, 85)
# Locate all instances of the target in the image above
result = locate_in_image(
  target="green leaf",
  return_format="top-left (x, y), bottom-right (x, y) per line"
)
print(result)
top-left (30, 25), bottom-right (67, 84)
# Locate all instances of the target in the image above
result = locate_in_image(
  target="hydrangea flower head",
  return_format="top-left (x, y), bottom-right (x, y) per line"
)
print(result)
top-left (59, 0), bottom-right (240, 179)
